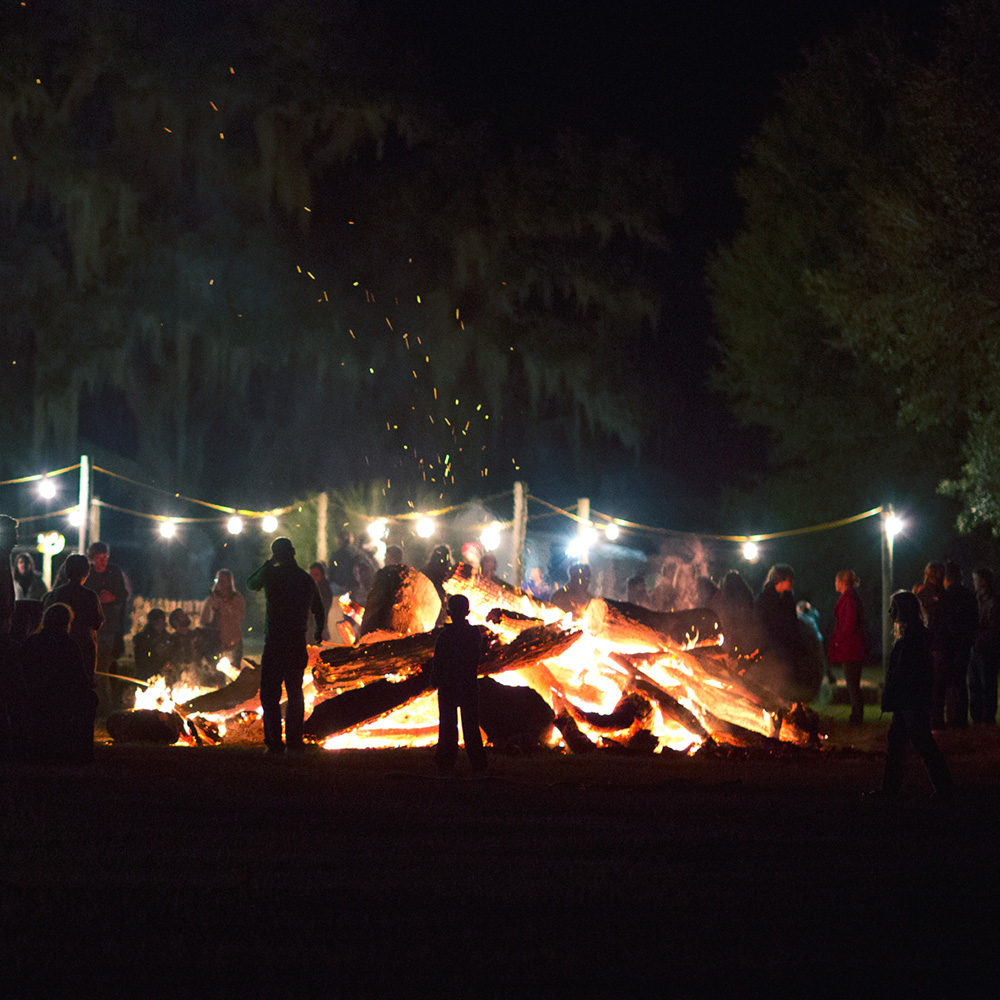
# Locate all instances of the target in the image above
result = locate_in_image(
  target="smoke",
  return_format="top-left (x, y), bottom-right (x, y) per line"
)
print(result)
top-left (650, 538), bottom-right (712, 611)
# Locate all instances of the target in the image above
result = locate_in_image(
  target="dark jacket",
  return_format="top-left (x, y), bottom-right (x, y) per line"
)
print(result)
top-left (941, 582), bottom-right (979, 661)
top-left (974, 586), bottom-right (1000, 656)
top-left (247, 559), bottom-right (325, 644)
top-left (43, 582), bottom-right (104, 680)
top-left (882, 625), bottom-right (933, 713)
top-left (432, 621), bottom-right (484, 690)
top-left (755, 585), bottom-right (801, 661)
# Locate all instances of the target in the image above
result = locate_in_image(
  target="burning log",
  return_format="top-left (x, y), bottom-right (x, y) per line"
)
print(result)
top-left (106, 709), bottom-right (183, 744)
top-left (314, 633), bottom-right (438, 690)
top-left (304, 623), bottom-right (582, 741)
top-left (179, 664), bottom-right (261, 714)
top-left (553, 713), bottom-right (598, 753)
top-left (444, 562), bottom-right (561, 622)
top-left (585, 598), bottom-right (721, 651)
top-left (359, 564), bottom-right (442, 638)
top-left (477, 677), bottom-right (555, 752)
top-left (304, 670), bottom-right (431, 740)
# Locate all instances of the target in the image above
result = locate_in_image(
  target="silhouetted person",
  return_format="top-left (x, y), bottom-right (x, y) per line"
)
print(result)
top-left (755, 564), bottom-right (801, 664)
top-left (433, 593), bottom-right (487, 774)
top-left (248, 537), bottom-right (325, 754)
top-left (715, 569), bottom-right (757, 658)
top-left (0, 515), bottom-right (17, 631)
top-left (423, 544), bottom-right (455, 623)
top-left (940, 560), bottom-right (978, 728)
top-left (626, 574), bottom-right (651, 608)
top-left (0, 515), bottom-right (21, 758)
top-left (21, 602), bottom-right (97, 762)
top-left (551, 564), bottom-right (592, 615)
top-left (308, 562), bottom-right (333, 642)
top-left (872, 590), bottom-right (952, 800)
top-left (85, 541), bottom-right (129, 716)
top-left (970, 567), bottom-right (1000, 724)
top-left (384, 545), bottom-right (404, 568)
top-left (133, 607), bottom-right (171, 680)
top-left (829, 570), bottom-right (867, 725)
top-left (480, 553), bottom-right (497, 582)
top-left (914, 561), bottom-right (947, 728)
top-left (10, 600), bottom-right (44, 642)
top-left (329, 530), bottom-right (359, 594)
top-left (13, 552), bottom-right (47, 601)
top-left (44, 554), bottom-right (103, 688)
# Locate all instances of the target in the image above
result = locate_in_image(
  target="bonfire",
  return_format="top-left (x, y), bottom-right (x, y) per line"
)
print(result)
top-left (109, 563), bottom-right (818, 753)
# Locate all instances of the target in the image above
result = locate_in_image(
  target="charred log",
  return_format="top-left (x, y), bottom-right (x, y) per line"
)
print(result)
top-left (445, 562), bottom-right (558, 620)
top-left (304, 670), bottom-right (432, 739)
top-left (553, 712), bottom-right (598, 754)
top-left (578, 691), bottom-right (653, 731)
top-left (180, 664), bottom-right (261, 714)
top-left (314, 633), bottom-right (438, 689)
top-left (478, 677), bottom-right (555, 752)
top-left (480, 624), bottom-right (582, 675)
top-left (107, 709), bottom-right (183, 744)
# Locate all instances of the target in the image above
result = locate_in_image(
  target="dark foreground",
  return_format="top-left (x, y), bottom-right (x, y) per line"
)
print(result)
top-left (2, 721), bottom-right (1000, 999)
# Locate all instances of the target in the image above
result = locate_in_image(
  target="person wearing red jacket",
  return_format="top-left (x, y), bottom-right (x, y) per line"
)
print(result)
top-left (829, 570), bottom-right (867, 725)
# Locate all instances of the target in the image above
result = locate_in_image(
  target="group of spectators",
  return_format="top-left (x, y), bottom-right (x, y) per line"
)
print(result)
top-left (0, 517), bottom-right (118, 762)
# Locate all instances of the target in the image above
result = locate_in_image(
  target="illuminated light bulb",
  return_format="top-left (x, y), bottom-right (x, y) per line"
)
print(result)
top-left (159, 521), bottom-right (177, 539)
top-left (480, 521), bottom-right (502, 552)
top-left (262, 515), bottom-right (279, 533)
top-left (884, 514), bottom-right (904, 539)
top-left (227, 516), bottom-right (243, 535)
top-left (38, 478), bottom-right (56, 500)
top-left (416, 516), bottom-right (435, 539)
top-left (68, 508), bottom-right (84, 527)
top-left (605, 522), bottom-right (620, 541)
top-left (565, 537), bottom-right (589, 561)
top-left (742, 541), bottom-right (760, 562)
top-left (367, 519), bottom-right (388, 541)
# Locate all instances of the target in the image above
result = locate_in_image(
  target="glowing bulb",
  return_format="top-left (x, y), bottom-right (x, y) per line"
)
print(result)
top-left (38, 478), bottom-right (56, 500)
top-left (605, 522), bottom-right (620, 541)
top-left (367, 519), bottom-right (388, 541)
top-left (742, 541), bottom-right (759, 562)
top-left (262, 515), bottom-right (279, 533)
top-left (68, 508), bottom-right (84, 527)
top-left (159, 520), bottom-right (177, 539)
top-left (884, 514), bottom-right (904, 539)
top-left (566, 538), bottom-right (588, 561)
top-left (416, 516), bottom-right (435, 539)
top-left (227, 516), bottom-right (243, 535)
top-left (480, 521), bottom-right (502, 552)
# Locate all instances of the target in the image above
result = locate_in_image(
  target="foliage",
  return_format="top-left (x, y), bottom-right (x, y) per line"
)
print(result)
top-left (709, 7), bottom-right (981, 541)
top-left (0, 0), bottom-right (674, 506)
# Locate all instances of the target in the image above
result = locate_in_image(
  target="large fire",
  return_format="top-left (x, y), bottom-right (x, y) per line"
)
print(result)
top-left (141, 563), bottom-right (817, 754)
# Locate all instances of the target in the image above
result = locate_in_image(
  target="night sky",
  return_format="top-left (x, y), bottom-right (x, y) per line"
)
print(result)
top-left (384, 0), bottom-right (944, 504)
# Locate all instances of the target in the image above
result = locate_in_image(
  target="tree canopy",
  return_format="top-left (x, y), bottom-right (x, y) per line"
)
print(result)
top-left (710, 1), bottom-right (1000, 538)
top-left (0, 0), bottom-right (674, 510)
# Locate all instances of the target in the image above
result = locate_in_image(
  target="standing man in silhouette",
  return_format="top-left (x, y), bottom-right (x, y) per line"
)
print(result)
top-left (248, 537), bottom-right (325, 754)
top-left (432, 593), bottom-right (487, 774)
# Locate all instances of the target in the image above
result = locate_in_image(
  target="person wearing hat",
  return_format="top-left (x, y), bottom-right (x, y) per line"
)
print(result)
top-left (432, 593), bottom-right (487, 774)
top-left (247, 537), bottom-right (325, 754)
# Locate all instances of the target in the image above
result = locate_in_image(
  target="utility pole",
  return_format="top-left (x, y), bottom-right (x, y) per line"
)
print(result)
top-left (577, 497), bottom-right (590, 564)
top-left (317, 491), bottom-right (328, 565)
top-left (511, 482), bottom-right (527, 587)
top-left (78, 454), bottom-right (91, 554)
top-left (880, 504), bottom-right (896, 677)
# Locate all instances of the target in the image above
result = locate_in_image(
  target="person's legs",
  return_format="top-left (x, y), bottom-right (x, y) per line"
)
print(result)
top-left (259, 642), bottom-right (285, 751)
top-left (908, 709), bottom-right (953, 796)
top-left (459, 683), bottom-right (487, 772)
top-left (880, 714), bottom-right (909, 795)
top-left (282, 647), bottom-right (308, 748)
top-left (843, 661), bottom-right (864, 725)
top-left (435, 687), bottom-right (459, 771)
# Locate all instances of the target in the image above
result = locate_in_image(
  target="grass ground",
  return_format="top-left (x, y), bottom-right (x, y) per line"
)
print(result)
top-left (3, 697), bottom-right (1000, 999)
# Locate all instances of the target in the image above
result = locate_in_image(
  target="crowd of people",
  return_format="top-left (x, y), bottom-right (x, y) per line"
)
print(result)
top-left (1, 505), bottom-right (997, 796)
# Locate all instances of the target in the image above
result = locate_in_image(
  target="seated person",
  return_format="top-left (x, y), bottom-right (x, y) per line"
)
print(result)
top-left (132, 607), bottom-right (171, 680)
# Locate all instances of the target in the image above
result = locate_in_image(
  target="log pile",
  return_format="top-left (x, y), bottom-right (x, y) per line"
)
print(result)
top-left (170, 559), bottom-right (818, 755)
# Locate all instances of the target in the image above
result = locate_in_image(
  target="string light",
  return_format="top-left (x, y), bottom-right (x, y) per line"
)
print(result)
top-left (416, 516), bottom-right (435, 538)
top-left (742, 541), bottom-right (760, 562)
top-left (227, 516), bottom-right (243, 535)
top-left (38, 478), bottom-right (56, 500)
top-left (159, 520), bottom-right (177, 539)
top-left (262, 514), bottom-right (279, 533)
